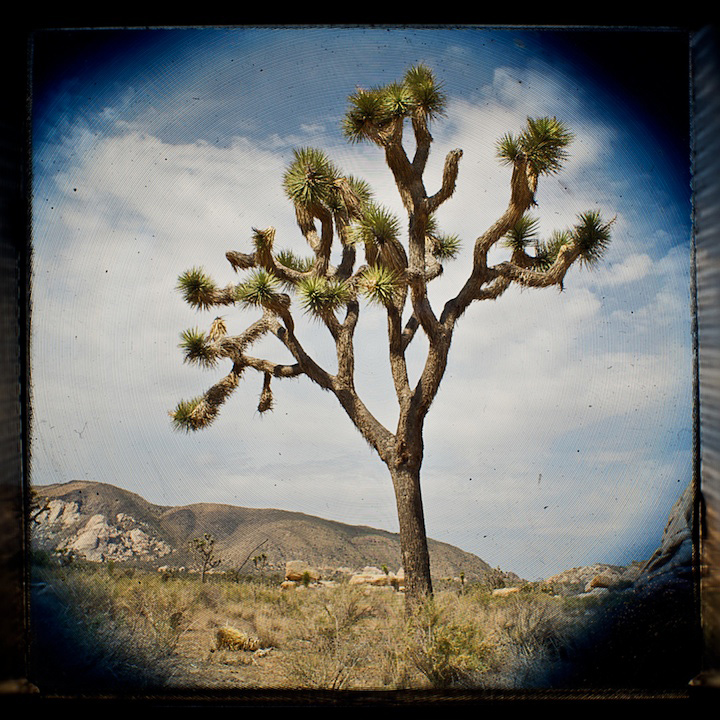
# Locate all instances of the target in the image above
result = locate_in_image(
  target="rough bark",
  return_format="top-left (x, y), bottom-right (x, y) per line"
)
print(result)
top-left (390, 463), bottom-right (433, 604)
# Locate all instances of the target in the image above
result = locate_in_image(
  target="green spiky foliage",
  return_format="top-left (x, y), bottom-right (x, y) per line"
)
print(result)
top-left (235, 268), bottom-right (287, 310)
top-left (282, 147), bottom-right (339, 209)
top-left (176, 267), bottom-right (218, 310)
top-left (430, 233), bottom-right (462, 261)
top-left (381, 81), bottom-right (416, 119)
top-left (342, 64), bottom-right (446, 143)
top-left (297, 275), bottom-right (351, 318)
top-left (170, 397), bottom-right (205, 432)
top-left (572, 210), bottom-right (614, 267)
top-left (425, 215), bottom-right (462, 260)
top-left (275, 250), bottom-right (315, 274)
top-left (503, 215), bottom-right (541, 252)
top-left (497, 116), bottom-right (574, 176)
top-left (342, 87), bottom-right (393, 143)
top-left (350, 203), bottom-right (407, 272)
top-left (402, 64), bottom-right (447, 120)
top-left (351, 203), bottom-right (402, 248)
top-left (534, 230), bottom-right (570, 270)
top-left (345, 175), bottom-right (374, 208)
top-left (179, 328), bottom-right (217, 369)
top-left (358, 264), bottom-right (403, 307)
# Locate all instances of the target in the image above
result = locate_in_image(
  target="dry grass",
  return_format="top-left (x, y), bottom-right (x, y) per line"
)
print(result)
top-left (29, 559), bottom-right (693, 694)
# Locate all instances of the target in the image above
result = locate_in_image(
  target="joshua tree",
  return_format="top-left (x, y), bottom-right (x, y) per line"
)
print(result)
top-left (188, 532), bottom-right (222, 583)
top-left (172, 65), bottom-right (613, 609)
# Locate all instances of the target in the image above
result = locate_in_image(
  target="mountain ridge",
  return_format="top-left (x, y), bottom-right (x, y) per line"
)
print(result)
top-left (31, 480), bottom-right (513, 583)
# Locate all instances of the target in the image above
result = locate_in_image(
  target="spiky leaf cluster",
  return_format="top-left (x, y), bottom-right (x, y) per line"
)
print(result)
top-left (402, 64), bottom-right (447, 120)
top-left (497, 116), bottom-right (573, 176)
top-left (297, 275), bottom-right (350, 317)
top-left (177, 267), bottom-right (218, 310)
top-left (502, 215), bottom-right (541, 252)
top-left (275, 249), bottom-right (314, 273)
top-left (572, 211), bottom-right (614, 267)
top-left (343, 64), bottom-right (446, 143)
top-left (358, 265), bottom-right (404, 307)
top-left (170, 397), bottom-right (205, 432)
top-left (179, 328), bottom-right (217, 369)
top-left (282, 147), bottom-right (340, 210)
top-left (351, 203), bottom-right (402, 248)
top-left (235, 269), bottom-right (288, 310)
top-left (534, 230), bottom-right (569, 270)
top-left (430, 233), bottom-right (462, 261)
top-left (344, 175), bottom-right (374, 208)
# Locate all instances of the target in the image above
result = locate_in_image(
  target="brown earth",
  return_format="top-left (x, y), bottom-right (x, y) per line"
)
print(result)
top-left (33, 480), bottom-right (510, 583)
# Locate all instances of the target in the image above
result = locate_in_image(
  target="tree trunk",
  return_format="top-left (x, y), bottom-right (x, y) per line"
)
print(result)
top-left (390, 462), bottom-right (433, 610)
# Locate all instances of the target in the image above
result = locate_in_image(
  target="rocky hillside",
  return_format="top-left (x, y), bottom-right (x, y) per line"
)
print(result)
top-left (31, 480), bottom-right (507, 583)
top-left (539, 481), bottom-right (695, 598)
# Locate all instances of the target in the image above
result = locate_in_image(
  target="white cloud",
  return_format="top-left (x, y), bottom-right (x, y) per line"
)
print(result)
top-left (30, 32), bottom-right (693, 581)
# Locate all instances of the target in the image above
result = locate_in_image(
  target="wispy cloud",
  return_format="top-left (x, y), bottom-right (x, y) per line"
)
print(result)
top-left (30, 28), bottom-right (692, 580)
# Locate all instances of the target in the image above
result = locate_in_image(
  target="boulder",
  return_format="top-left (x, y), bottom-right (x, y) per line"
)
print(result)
top-left (636, 481), bottom-right (694, 591)
top-left (285, 560), bottom-right (321, 583)
top-left (585, 568), bottom-right (623, 592)
top-left (349, 566), bottom-right (404, 589)
top-left (492, 587), bottom-right (521, 597)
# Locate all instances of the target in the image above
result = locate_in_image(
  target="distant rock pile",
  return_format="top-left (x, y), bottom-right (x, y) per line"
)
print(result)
top-left (543, 563), bottom-right (640, 596)
top-left (542, 481), bottom-right (695, 598)
top-left (33, 498), bottom-right (173, 563)
top-left (280, 561), bottom-right (406, 591)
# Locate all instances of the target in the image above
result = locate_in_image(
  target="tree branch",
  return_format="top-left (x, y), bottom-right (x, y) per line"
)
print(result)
top-left (492, 242), bottom-right (581, 289)
top-left (426, 149), bottom-right (463, 214)
top-left (441, 155), bottom-right (538, 327)
top-left (411, 116), bottom-right (432, 175)
top-left (387, 304), bottom-right (411, 401)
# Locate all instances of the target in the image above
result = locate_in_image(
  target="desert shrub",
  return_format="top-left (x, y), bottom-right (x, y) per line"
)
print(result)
top-left (403, 594), bottom-right (494, 688)
top-left (215, 625), bottom-right (261, 651)
top-left (275, 584), bottom-right (401, 689)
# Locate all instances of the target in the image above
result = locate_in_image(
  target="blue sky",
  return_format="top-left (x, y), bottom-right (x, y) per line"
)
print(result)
top-left (30, 26), bottom-right (693, 580)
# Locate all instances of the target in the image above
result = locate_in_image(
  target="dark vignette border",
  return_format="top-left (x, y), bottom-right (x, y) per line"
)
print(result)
top-left (1, 18), bottom-right (719, 709)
